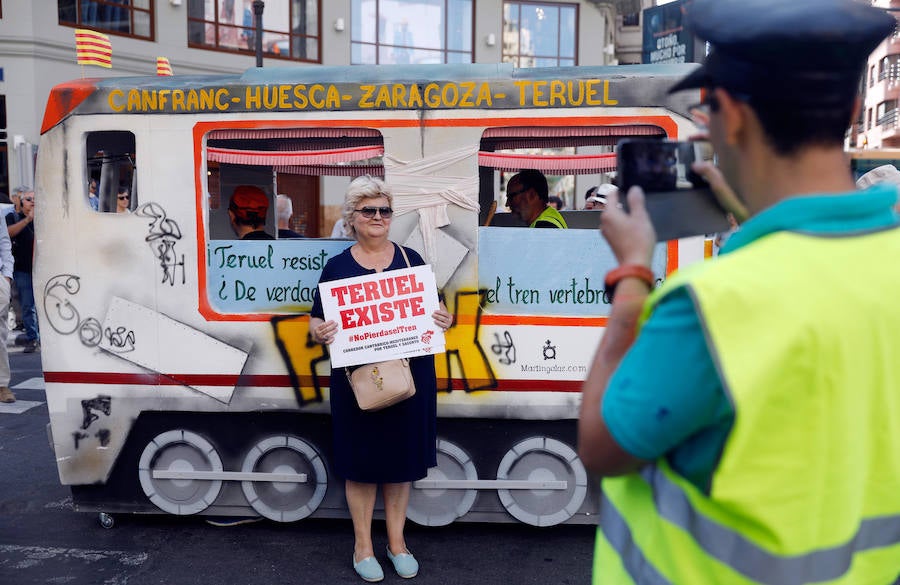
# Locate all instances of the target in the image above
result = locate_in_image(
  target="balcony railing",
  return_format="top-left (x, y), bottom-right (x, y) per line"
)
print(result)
top-left (878, 59), bottom-right (900, 85)
top-left (878, 108), bottom-right (899, 130)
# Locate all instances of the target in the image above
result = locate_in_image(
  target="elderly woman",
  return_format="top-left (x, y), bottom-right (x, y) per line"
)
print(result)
top-left (309, 175), bottom-right (452, 583)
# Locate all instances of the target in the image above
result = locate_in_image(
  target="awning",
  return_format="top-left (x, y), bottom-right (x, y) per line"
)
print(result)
top-left (478, 151), bottom-right (617, 173)
top-left (205, 127), bottom-right (385, 177)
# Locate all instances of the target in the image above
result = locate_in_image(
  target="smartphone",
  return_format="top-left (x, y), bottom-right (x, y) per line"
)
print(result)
top-left (616, 139), bottom-right (730, 241)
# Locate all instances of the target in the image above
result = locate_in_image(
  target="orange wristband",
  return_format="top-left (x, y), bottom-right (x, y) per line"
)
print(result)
top-left (604, 264), bottom-right (655, 301)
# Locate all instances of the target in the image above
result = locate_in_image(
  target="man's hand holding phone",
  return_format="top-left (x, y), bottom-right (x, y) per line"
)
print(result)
top-left (615, 139), bottom-right (731, 241)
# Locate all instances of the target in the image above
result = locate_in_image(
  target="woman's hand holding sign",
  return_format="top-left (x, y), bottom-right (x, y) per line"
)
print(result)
top-left (310, 318), bottom-right (338, 345)
top-left (433, 305), bottom-right (452, 332)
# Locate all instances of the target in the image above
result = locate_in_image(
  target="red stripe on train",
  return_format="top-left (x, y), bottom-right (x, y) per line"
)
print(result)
top-left (42, 372), bottom-right (582, 392)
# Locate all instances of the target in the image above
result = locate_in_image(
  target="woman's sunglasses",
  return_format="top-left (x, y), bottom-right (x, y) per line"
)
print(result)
top-left (118, 195), bottom-right (130, 200)
top-left (355, 206), bottom-right (393, 219)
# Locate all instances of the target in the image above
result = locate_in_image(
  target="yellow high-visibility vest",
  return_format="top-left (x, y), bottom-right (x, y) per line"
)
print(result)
top-left (529, 206), bottom-right (568, 228)
top-left (595, 228), bottom-right (900, 584)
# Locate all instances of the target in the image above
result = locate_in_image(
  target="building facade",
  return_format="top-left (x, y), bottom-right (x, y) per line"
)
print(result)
top-left (0, 0), bottom-right (663, 200)
top-left (855, 0), bottom-right (900, 149)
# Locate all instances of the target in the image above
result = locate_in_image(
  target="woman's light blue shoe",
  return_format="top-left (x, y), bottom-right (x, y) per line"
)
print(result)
top-left (353, 554), bottom-right (384, 582)
top-left (386, 546), bottom-right (419, 579)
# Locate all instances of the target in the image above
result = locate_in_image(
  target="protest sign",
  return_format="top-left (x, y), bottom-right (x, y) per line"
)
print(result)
top-left (319, 265), bottom-right (445, 368)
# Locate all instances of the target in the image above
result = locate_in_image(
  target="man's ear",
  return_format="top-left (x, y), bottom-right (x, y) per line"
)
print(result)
top-left (714, 88), bottom-right (747, 146)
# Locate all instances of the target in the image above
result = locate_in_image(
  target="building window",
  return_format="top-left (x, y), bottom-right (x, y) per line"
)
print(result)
top-left (351, 0), bottom-right (473, 65)
top-left (502, 1), bottom-right (577, 68)
top-left (879, 54), bottom-right (900, 84)
top-left (188, 0), bottom-right (321, 62)
top-left (58, 0), bottom-right (153, 39)
top-left (621, 12), bottom-right (639, 27)
top-left (877, 100), bottom-right (898, 131)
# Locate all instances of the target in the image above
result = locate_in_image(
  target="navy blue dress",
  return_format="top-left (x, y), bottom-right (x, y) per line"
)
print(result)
top-left (311, 243), bottom-right (438, 483)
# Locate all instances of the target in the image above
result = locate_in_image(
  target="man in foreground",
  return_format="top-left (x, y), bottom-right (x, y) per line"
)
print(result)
top-left (578, 1), bottom-right (900, 583)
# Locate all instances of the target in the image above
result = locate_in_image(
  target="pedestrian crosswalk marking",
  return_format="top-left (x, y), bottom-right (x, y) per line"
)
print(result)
top-left (0, 378), bottom-right (47, 413)
top-left (0, 400), bottom-right (42, 413)
top-left (13, 376), bottom-right (45, 390)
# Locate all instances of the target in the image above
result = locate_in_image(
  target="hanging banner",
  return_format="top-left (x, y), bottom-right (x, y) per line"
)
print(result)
top-left (319, 265), bottom-right (444, 367)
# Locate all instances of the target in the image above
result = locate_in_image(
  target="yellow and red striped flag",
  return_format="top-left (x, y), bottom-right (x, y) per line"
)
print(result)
top-left (75, 29), bottom-right (112, 68)
top-left (156, 56), bottom-right (173, 76)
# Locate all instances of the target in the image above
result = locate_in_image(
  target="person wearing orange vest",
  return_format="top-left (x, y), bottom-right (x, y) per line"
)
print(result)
top-left (578, 1), bottom-right (900, 583)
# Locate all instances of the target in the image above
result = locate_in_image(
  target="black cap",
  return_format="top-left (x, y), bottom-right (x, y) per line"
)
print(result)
top-left (669, 0), bottom-right (896, 104)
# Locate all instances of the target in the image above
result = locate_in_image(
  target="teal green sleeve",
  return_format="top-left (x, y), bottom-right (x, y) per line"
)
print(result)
top-left (601, 288), bottom-right (733, 490)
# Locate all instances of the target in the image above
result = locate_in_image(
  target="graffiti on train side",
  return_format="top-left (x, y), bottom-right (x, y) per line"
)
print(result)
top-left (103, 326), bottom-right (136, 353)
top-left (44, 274), bottom-right (113, 348)
top-left (135, 202), bottom-right (186, 286)
top-left (491, 331), bottom-right (516, 365)
top-left (43, 275), bottom-right (247, 403)
top-left (437, 289), bottom-right (497, 393)
top-left (44, 274), bottom-right (137, 353)
top-left (73, 394), bottom-right (112, 449)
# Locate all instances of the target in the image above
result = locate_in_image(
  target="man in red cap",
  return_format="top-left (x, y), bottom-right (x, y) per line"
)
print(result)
top-left (228, 185), bottom-right (274, 240)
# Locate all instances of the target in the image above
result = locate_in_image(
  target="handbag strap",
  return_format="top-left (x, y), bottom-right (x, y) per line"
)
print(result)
top-left (397, 244), bottom-right (411, 268)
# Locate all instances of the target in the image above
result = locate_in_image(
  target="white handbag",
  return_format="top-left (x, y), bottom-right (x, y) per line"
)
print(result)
top-left (346, 358), bottom-right (416, 411)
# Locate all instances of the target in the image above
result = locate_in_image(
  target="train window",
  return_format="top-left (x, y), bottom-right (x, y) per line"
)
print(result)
top-left (202, 127), bottom-right (384, 315)
top-left (205, 128), bottom-right (384, 240)
top-left (476, 125), bottom-right (671, 317)
top-left (478, 125), bottom-right (665, 229)
top-left (85, 131), bottom-right (137, 213)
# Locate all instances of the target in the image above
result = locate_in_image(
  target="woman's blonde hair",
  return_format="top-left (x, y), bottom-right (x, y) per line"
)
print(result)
top-left (340, 175), bottom-right (393, 239)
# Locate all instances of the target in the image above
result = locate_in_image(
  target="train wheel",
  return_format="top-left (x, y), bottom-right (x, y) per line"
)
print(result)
top-left (495, 437), bottom-right (588, 527)
top-left (240, 435), bottom-right (328, 522)
top-left (408, 439), bottom-right (478, 526)
top-left (138, 430), bottom-right (224, 515)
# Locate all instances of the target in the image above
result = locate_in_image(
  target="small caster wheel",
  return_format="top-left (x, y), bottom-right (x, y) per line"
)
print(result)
top-left (98, 512), bottom-right (115, 529)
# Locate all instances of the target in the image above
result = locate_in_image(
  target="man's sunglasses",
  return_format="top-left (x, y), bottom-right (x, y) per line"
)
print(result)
top-left (21, 197), bottom-right (34, 202)
top-left (355, 206), bottom-right (393, 218)
top-left (118, 195), bottom-right (130, 200)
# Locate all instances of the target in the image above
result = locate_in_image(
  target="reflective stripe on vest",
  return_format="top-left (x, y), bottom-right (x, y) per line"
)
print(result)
top-left (599, 489), bottom-right (673, 585)
top-left (600, 466), bottom-right (900, 585)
